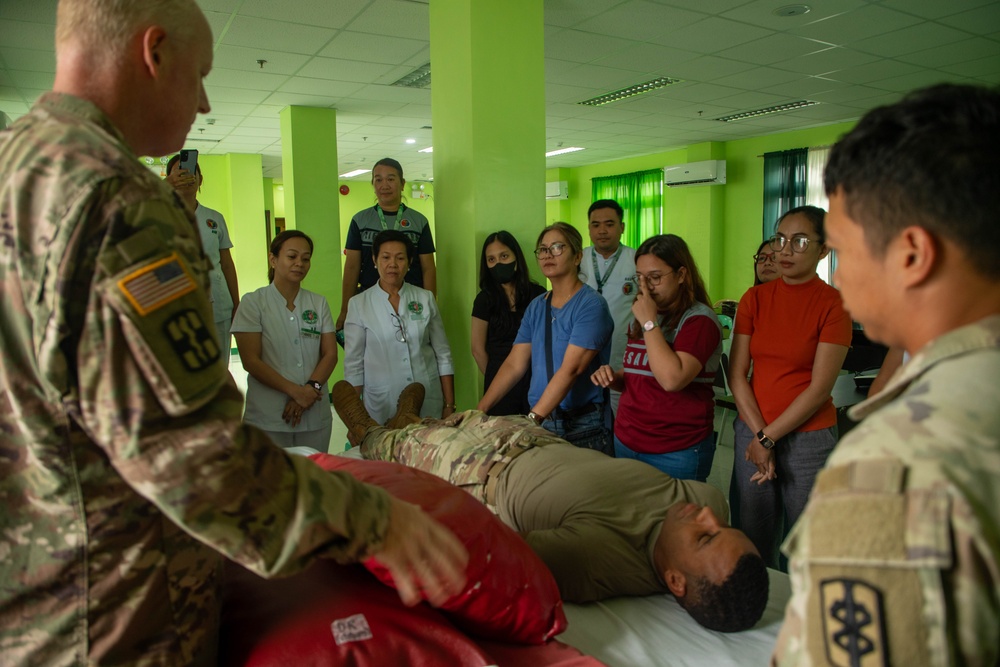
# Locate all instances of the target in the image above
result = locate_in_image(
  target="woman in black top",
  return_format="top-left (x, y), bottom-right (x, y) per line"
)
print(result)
top-left (471, 231), bottom-right (546, 415)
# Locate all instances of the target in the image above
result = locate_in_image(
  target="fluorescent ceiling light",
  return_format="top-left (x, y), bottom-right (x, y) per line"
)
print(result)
top-left (392, 63), bottom-right (432, 88)
top-left (405, 138), bottom-right (416, 144)
top-left (418, 146), bottom-right (434, 153)
top-left (715, 100), bottom-right (820, 122)
top-left (579, 77), bottom-right (683, 107)
top-left (340, 168), bottom-right (370, 178)
top-left (545, 146), bottom-right (586, 157)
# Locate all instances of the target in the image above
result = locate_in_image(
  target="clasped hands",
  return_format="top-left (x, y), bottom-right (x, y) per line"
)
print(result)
top-left (745, 436), bottom-right (777, 485)
top-left (283, 383), bottom-right (323, 427)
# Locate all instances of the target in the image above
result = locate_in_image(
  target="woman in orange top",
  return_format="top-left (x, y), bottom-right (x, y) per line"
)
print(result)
top-left (729, 206), bottom-right (851, 569)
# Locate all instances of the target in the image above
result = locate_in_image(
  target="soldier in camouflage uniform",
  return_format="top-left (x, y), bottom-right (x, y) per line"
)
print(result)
top-left (772, 84), bottom-right (1000, 666)
top-left (0, 1), bottom-right (466, 665)
top-left (334, 382), bottom-right (771, 633)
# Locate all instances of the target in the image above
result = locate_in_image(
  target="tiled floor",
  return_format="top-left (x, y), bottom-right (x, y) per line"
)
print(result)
top-left (228, 351), bottom-right (736, 501)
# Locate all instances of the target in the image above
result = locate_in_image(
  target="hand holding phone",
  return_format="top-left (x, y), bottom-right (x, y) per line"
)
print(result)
top-left (178, 149), bottom-right (198, 176)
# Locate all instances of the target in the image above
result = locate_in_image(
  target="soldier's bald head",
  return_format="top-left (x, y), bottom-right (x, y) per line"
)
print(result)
top-left (56, 0), bottom-right (208, 67)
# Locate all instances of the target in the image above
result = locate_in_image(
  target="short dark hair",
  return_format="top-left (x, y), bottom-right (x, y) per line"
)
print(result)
top-left (268, 230), bottom-right (313, 283)
top-left (824, 83), bottom-right (1000, 278)
top-left (777, 205), bottom-right (826, 243)
top-left (678, 553), bottom-right (769, 633)
top-left (372, 157), bottom-right (404, 181)
top-left (588, 199), bottom-right (624, 221)
top-left (372, 229), bottom-right (415, 263)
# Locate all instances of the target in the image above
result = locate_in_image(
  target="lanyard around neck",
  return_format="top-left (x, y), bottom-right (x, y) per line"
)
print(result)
top-left (376, 202), bottom-right (406, 231)
top-left (590, 245), bottom-right (623, 295)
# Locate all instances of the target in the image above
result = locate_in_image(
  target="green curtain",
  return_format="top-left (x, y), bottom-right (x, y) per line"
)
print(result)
top-left (762, 148), bottom-right (807, 239)
top-left (591, 168), bottom-right (663, 249)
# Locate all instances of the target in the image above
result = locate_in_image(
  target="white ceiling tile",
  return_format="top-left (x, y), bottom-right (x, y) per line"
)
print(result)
top-left (263, 91), bottom-right (338, 107)
top-left (938, 55), bottom-right (1000, 79)
top-left (211, 45), bottom-right (312, 75)
top-left (791, 5), bottom-right (923, 44)
top-left (550, 64), bottom-right (649, 91)
top-left (345, 0), bottom-right (430, 40)
top-left (544, 0), bottom-right (632, 29)
top-left (938, 4), bottom-right (1000, 34)
top-left (0, 19), bottom-right (54, 50)
top-left (206, 68), bottom-right (290, 91)
top-left (545, 29), bottom-right (634, 64)
top-left (221, 15), bottom-right (337, 55)
top-left (878, 0), bottom-right (995, 20)
top-left (650, 17), bottom-right (772, 54)
top-left (720, 0), bottom-right (868, 31)
top-left (202, 11), bottom-right (234, 42)
top-left (772, 47), bottom-right (880, 76)
top-left (575, 1), bottom-right (705, 42)
top-left (760, 76), bottom-right (850, 98)
top-left (0, 0), bottom-right (55, 24)
top-left (897, 37), bottom-right (1000, 67)
top-left (850, 22), bottom-right (972, 58)
top-left (0, 47), bottom-right (55, 73)
top-left (238, 0), bottom-right (371, 29)
top-left (9, 70), bottom-right (52, 89)
top-left (591, 42), bottom-right (700, 72)
top-left (823, 59), bottom-right (924, 85)
top-left (318, 30), bottom-right (427, 64)
top-left (665, 55), bottom-right (756, 82)
top-left (714, 34), bottom-right (831, 66)
top-left (204, 86), bottom-right (271, 105)
top-left (239, 116), bottom-right (282, 130)
top-left (712, 66), bottom-right (801, 90)
top-left (867, 69), bottom-right (979, 93)
top-left (349, 84), bottom-right (430, 104)
top-left (278, 77), bottom-right (365, 98)
top-left (296, 56), bottom-right (394, 83)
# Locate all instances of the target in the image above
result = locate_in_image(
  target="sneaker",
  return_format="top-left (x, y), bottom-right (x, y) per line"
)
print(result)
top-left (386, 383), bottom-right (425, 429)
top-left (331, 381), bottom-right (378, 446)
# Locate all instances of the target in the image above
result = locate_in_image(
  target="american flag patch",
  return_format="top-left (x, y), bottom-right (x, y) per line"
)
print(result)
top-left (118, 254), bottom-right (197, 316)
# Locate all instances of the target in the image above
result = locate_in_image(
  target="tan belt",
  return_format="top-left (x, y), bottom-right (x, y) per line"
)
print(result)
top-left (484, 441), bottom-right (534, 507)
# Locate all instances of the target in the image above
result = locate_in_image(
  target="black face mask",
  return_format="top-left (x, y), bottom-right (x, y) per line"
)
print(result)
top-left (489, 261), bottom-right (517, 284)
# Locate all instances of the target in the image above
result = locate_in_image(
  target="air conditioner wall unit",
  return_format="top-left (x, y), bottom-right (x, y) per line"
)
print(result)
top-left (663, 160), bottom-right (726, 187)
top-left (545, 181), bottom-right (569, 200)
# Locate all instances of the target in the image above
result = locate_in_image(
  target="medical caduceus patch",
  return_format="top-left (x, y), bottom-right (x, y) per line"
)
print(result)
top-left (820, 578), bottom-right (887, 667)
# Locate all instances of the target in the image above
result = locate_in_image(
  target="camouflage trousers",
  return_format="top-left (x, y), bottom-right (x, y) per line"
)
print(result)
top-left (361, 410), bottom-right (563, 506)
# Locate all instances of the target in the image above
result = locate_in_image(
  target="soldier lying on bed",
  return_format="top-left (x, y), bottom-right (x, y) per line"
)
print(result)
top-left (333, 381), bottom-right (769, 633)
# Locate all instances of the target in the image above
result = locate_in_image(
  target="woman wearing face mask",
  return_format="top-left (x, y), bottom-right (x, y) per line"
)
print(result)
top-left (471, 231), bottom-right (546, 415)
top-left (590, 234), bottom-right (722, 481)
top-left (728, 206), bottom-right (851, 569)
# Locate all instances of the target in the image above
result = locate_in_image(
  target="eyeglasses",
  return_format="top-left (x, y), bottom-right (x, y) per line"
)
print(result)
top-left (631, 270), bottom-right (674, 286)
top-left (768, 234), bottom-right (819, 254)
top-left (753, 252), bottom-right (776, 264)
top-left (534, 242), bottom-right (567, 258)
top-left (391, 313), bottom-right (407, 343)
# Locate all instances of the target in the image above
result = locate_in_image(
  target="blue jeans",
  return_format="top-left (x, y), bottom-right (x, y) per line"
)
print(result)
top-left (543, 406), bottom-right (613, 456)
top-left (732, 416), bottom-right (837, 570)
top-left (614, 432), bottom-right (716, 482)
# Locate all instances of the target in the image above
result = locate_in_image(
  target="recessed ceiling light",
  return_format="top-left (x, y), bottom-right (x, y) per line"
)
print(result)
top-left (340, 168), bottom-right (370, 178)
top-left (405, 138), bottom-right (416, 144)
top-left (772, 4), bottom-right (810, 17)
top-left (418, 146), bottom-right (434, 153)
top-left (579, 77), bottom-right (683, 107)
top-left (545, 146), bottom-right (586, 157)
top-left (714, 100), bottom-right (820, 122)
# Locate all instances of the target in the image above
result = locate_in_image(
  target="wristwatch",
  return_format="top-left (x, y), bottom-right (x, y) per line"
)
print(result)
top-left (756, 429), bottom-right (776, 450)
top-left (306, 380), bottom-right (324, 392)
top-left (527, 411), bottom-right (545, 425)
top-left (642, 320), bottom-right (656, 332)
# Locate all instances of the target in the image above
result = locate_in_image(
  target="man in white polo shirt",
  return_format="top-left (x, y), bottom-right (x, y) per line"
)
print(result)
top-left (581, 199), bottom-right (636, 416)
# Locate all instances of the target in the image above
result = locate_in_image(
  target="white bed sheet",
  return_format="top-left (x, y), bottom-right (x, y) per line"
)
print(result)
top-left (559, 568), bottom-right (790, 667)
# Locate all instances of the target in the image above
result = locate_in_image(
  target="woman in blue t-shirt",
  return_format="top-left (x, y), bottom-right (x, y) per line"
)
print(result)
top-left (477, 222), bottom-right (614, 453)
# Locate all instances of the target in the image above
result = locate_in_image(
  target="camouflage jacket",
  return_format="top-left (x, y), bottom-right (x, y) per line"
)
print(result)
top-left (773, 315), bottom-right (1000, 667)
top-left (0, 93), bottom-right (391, 666)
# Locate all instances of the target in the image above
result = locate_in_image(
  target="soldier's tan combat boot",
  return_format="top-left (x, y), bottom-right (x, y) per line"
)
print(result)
top-left (385, 382), bottom-right (425, 429)
top-left (331, 381), bottom-right (379, 447)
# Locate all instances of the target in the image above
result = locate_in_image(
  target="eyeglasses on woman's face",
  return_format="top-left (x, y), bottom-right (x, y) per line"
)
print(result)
top-left (753, 251), bottom-right (776, 264)
top-left (631, 270), bottom-right (674, 286)
top-left (768, 234), bottom-right (819, 254)
top-left (390, 313), bottom-right (407, 343)
top-left (534, 242), bottom-right (567, 258)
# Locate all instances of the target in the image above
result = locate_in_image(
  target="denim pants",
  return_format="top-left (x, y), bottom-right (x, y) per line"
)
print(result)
top-left (732, 416), bottom-right (837, 569)
top-left (543, 405), bottom-right (613, 456)
top-left (614, 432), bottom-right (716, 482)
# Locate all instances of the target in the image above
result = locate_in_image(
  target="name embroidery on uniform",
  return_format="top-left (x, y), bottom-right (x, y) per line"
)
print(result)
top-left (820, 578), bottom-right (888, 667)
top-left (118, 253), bottom-right (197, 316)
top-left (163, 309), bottom-right (220, 371)
top-left (301, 309), bottom-right (321, 337)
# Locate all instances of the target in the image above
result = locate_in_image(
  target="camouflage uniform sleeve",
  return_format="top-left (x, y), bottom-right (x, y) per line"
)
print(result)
top-left (72, 193), bottom-right (391, 574)
top-left (772, 458), bottom-right (999, 667)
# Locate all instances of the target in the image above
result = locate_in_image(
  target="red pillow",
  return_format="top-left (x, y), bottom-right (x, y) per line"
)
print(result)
top-left (309, 453), bottom-right (567, 644)
top-left (220, 561), bottom-right (494, 667)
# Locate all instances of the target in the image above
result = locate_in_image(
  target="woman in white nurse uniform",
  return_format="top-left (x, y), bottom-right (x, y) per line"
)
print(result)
top-left (344, 230), bottom-right (455, 424)
top-left (232, 230), bottom-right (337, 451)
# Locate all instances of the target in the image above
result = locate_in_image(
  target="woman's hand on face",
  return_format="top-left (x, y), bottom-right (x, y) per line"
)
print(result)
top-left (590, 364), bottom-right (616, 388)
top-left (631, 275), bottom-right (658, 325)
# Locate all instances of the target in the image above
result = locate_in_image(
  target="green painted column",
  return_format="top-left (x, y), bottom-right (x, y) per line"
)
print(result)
top-left (279, 106), bottom-right (344, 381)
top-left (430, 0), bottom-right (546, 407)
top-left (678, 142), bottom-right (727, 303)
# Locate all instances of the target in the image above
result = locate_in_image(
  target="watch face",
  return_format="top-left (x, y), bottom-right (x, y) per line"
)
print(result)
top-left (643, 321), bottom-right (655, 331)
